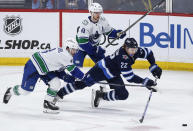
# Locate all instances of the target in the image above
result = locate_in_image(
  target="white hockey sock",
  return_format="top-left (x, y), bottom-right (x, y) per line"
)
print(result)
top-left (11, 85), bottom-right (30, 96)
top-left (45, 77), bottom-right (61, 102)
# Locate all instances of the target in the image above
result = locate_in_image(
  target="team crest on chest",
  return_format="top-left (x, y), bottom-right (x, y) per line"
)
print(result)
top-left (122, 55), bottom-right (128, 60)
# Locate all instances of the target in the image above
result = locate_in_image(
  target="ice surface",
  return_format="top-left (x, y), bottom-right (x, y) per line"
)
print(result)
top-left (0, 66), bottom-right (193, 131)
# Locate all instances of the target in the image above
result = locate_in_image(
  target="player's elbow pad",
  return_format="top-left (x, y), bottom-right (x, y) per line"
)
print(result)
top-left (70, 67), bottom-right (84, 79)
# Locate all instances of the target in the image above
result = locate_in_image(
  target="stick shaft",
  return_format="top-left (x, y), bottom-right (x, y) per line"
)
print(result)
top-left (139, 90), bottom-right (153, 123)
top-left (106, 0), bottom-right (165, 48)
top-left (97, 81), bottom-right (144, 87)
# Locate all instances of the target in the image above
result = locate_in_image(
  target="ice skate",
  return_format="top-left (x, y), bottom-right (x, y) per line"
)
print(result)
top-left (3, 87), bottom-right (12, 104)
top-left (43, 100), bottom-right (59, 114)
top-left (91, 89), bottom-right (104, 108)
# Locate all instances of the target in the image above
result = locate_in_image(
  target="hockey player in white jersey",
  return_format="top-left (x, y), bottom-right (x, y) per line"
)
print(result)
top-left (74, 2), bottom-right (126, 67)
top-left (3, 38), bottom-right (84, 113)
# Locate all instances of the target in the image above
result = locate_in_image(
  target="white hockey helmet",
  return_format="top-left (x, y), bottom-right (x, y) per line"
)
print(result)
top-left (89, 3), bottom-right (103, 13)
top-left (64, 38), bottom-right (79, 50)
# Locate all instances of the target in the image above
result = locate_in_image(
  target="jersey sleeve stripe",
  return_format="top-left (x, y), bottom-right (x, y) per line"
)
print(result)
top-left (38, 53), bottom-right (49, 72)
top-left (76, 36), bottom-right (89, 44)
top-left (149, 64), bottom-right (157, 72)
top-left (124, 74), bottom-right (134, 81)
top-left (122, 72), bottom-right (134, 78)
top-left (121, 70), bottom-right (133, 75)
top-left (143, 48), bottom-right (152, 59)
top-left (32, 52), bottom-right (49, 74)
top-left (143, 48), bottom-right (148, 59)
top-left (32, 55), bottom-right (44, 74)
top-left (98, 59), bottom-right (114, 79)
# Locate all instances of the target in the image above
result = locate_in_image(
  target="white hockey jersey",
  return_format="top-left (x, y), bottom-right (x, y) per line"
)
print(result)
top-left (31, 48), bottom-right (73, 75)
top-left (76, 16), bottom-right (113, 46)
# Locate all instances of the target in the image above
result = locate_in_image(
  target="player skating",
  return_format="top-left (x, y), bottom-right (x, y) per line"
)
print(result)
top-left (74, 2), bottom-right (126, 67)
top-left (56, 37), bottom-right (162, 108)
top-left (3, 38), bottom-right (82, 113)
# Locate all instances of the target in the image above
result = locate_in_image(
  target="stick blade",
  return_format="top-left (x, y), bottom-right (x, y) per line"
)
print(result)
top-left (139, 118), bottom-right (144, 123)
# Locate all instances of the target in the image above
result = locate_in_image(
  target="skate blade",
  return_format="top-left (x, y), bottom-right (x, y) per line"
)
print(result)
top-left (3, 88), bottom-right (12, 104)
top-left (91, 89), bottom-right (96, 108)
top-left (43, 109), bottom-right (60, 114)
top-left (3, 95), bottom-right (11, 104)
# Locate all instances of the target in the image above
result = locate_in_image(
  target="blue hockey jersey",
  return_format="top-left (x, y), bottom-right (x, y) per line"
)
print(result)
top-left (98, 47), bottom-right (155, 83)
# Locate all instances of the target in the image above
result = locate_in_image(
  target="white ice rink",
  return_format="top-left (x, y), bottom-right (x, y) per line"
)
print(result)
top-left (0, 66), bottom-right (193, 131)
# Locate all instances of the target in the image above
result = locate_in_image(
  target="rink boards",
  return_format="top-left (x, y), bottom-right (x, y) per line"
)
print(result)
top-left (0, 10), bottom-right (193, 71)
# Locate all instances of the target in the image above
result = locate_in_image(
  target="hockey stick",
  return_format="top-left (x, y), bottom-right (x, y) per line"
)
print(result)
top-left (105, 0), bottom-right (165, 48)
top-left (139, 89), bottom-right (153, 123)
top-left (97, 81), bottom-right (145, 87)
top-left (139, 78), bottom-right (158, 123)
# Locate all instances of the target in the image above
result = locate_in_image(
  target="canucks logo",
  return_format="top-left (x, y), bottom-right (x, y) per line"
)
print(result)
top-left (4, 16), bottom-right (22, 36)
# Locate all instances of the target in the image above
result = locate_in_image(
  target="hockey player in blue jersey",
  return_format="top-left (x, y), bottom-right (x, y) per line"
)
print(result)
top-left (56, 37), bottom-right (162, 107)
top-left (3, 38), bottom-right (83, 113)
top-left (74, 2), bottom-right (126, 67)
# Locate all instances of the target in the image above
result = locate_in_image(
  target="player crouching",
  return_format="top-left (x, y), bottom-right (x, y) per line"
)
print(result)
top-left (3, 38), bottom-right (83, 113)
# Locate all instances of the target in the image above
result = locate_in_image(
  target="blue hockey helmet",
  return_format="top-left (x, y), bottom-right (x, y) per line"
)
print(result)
top-left (124, 38), bottom-right (138, 48)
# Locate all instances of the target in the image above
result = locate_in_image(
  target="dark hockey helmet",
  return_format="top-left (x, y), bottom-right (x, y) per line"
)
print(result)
top-left (124, 38), bottom-right (138, 48)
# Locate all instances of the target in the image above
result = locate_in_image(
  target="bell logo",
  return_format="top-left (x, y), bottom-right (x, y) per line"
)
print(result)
top-left (140, 23), bottom-right (193, 49)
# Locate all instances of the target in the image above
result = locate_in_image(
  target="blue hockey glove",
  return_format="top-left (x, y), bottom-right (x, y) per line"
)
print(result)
top-left (116, 30), bottom-right (126, 39)
top-left (149, 64), bottom-right (162, 79)
top-left (108, 29), bottom-right (126, 39)
top-left (143, 77), bottom-right (157, 92)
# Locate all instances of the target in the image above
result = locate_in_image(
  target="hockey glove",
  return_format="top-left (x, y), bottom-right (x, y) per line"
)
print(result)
top-left (116, 30), bottom-right (126, 39)
top-left (149, 64), bottom-right (162, 79)
top-left (143, 77), bottom-right (157, 92)
top-left (108, 29), bottom-right (126, 39)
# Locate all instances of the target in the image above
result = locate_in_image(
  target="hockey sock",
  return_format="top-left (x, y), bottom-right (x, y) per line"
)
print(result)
top-left (47, 88), bottom-right (57, 97)
top-left (12, 85), bottom-right (21, 96)
top-left (45, 87), bottom-right (58, 102)
top-left (103, 90), bottom-right (117, 101)
top-left (57, 83), bottom-right (76, 99)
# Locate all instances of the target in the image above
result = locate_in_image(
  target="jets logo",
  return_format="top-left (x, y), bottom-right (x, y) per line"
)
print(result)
top-left (122, 55), bottom-right (128, 60)
top-left (4, 16), bottom-right (22, 36)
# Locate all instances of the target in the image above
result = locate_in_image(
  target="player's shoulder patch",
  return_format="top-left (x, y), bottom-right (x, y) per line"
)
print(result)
top-left (82, 19), bottom-right (89, 26)
top-left (100, 16), bottom-right (106, 21)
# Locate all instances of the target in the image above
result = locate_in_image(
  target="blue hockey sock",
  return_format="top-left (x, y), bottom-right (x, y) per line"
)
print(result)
top-left (57, 83), bottom-right (76, 99)
top-left (103, 90), bottom-right (117, 101)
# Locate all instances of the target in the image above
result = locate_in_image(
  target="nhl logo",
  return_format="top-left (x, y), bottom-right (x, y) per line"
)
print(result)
top-left (4, 16), bottom-right (22, 36)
